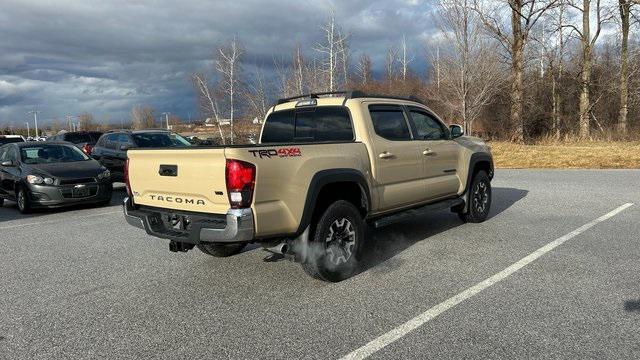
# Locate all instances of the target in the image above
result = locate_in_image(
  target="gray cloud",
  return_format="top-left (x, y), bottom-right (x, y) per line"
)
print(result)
top-left (0, 0), bottom-right (437, 126)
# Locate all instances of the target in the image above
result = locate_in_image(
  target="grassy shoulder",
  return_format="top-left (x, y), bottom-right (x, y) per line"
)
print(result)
top-left (489, 141), bottom-right (640, 169)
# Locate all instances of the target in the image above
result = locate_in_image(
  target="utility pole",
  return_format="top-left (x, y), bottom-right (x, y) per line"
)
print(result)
top-left (27, 109), bottom-right (40, 138)
top-left (162, 112), bottom-right (170, 130)
top-left (25, 122), bottom-right (30, 138)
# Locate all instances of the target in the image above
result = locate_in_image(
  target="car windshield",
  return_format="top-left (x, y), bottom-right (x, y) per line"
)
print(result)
top-left (131, 133), bottom-right (191, 148)
top-left (0, 137), bottom-right (25, 145)
top-left (20, 144), bottom-right (91, 164)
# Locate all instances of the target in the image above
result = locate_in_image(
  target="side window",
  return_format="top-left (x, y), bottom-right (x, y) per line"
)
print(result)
top-left (408, 109), bottom-right (447, 140)
top-left (261, 110), bottom-right (294, 143)
top-left (105, 134), bottom-right (119, 150)
top-left (294, 107), bottom-right (353, 142)
top-left (0, 146), bottom-right (7, 162)
top-left (369, 105), bottom-right (412, 141)
top-left (117, 134), bottom-right (133, 147)
top-left (7, 147), bottom-right (18, 162)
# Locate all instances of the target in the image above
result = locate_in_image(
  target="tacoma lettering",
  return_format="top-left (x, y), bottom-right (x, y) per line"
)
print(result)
top-left (149, 194), bottom-right (205, 206)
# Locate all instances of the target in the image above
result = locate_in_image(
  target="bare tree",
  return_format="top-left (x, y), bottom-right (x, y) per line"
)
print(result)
top-left (216, 37), bottom-right (244, 144)
top-left (563, 0), bottom-right (613, 137)
top-left (355, 53), bottom-right (373, 86)
top-left (244, 68), bottom-right (271, 124)
top-left (292, 44), bottom-right (306, 95)
top-left (78, 112), bottom-right (94, 130)
top-left (192, 73), bottom-right (226, 144)
top-left (472, 0), bottom-right (558, 141)
top-left (314, 11), bottom-right (347, 91)
top-left (398, 34), bottom-right (415, 83)
top-left (617, 0), bottom-right (639, 134)
top-left (130, 105), bottom-right (155, 130)
top-left (435, 0), bottom-right (505, 134)
top-left (536, 2), bottom-right (569, 137)
top-left (385, 46), bottom-right (399, 83)
top-left (337, 34), bottom-right (351, 87)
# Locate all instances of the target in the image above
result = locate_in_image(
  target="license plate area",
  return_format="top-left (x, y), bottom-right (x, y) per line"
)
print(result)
top-left (73, 187), bottom-right (90, 198)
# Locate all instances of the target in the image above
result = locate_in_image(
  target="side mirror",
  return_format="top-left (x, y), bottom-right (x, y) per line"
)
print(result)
top-left (1, 160), bottom-right (15, 167)
top-left (119, 145), bottom-right (130, 151)
top-left (450, 124), bottom-right (464, 139)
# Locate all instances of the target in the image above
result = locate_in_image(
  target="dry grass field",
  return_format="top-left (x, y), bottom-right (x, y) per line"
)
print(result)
top-left (181, 125), bottom-right (640, 169)
top-left (490, 141), bottom-right (640, 169)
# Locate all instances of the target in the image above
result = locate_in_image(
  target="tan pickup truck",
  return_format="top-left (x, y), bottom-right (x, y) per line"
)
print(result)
top-left (123, 91), bottom-right (493, 281)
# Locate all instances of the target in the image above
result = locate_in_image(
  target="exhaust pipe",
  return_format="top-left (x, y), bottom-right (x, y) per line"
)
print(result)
top-left (264, 242), bottom-right (289, 255)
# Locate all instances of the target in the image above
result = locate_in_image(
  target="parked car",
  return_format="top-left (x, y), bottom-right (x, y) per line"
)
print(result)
top-left (0, 135), bottom-right (26, 145)
top-left (123, 91), bottom-right (494, 282)
top-left (0, 142), bottom-right (113, 213)
top-left (48, 131), bottom-right (103, 155)
top-left (92, 130), bottom-right (191, 182)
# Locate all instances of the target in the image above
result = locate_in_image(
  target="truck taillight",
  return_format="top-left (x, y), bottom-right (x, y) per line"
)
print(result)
top-left (124, 158), bottom-right (132, 198)
top-left (225, 159), bottom-right (255, 209)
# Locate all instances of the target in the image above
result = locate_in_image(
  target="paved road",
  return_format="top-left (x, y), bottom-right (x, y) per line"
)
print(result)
top-left (1, 170), bottom-right (639, 359)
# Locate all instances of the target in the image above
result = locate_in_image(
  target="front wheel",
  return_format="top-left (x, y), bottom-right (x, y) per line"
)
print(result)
top-left (459, 170), bottom-right (491, 223)
top-left (16, 186), bottom-right (32, 214)
top-left (302, 200), bottom-right (365, 282)
top-left (197, 243), bottom-right (246, 257)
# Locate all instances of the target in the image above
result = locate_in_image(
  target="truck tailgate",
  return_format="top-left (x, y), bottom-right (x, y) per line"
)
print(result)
top-left (127, 148), bottom-right (230, 214)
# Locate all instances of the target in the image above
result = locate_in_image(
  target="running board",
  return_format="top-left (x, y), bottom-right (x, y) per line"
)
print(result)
top-left (372, 198), bottom-right (464, 229)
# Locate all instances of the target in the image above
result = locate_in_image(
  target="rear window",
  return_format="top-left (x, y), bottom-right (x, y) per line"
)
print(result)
top-left (64, 133), bottom-right (94, 144)
top-left (0, 137), bottom-right (25, 145)
top-left (131, 133), bottom-right (191, 148)
top-left (261, 106), bottom-right (353, 143)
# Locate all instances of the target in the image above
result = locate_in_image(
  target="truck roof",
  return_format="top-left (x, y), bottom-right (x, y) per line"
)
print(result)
top-left (272, 90), bottom-right (430, 112)
top-left (276, 90), bottom-right (426, 106)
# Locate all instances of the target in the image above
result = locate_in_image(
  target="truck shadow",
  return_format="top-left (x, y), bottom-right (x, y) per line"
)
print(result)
top-left (0, 184), bottom-right (127, 223)
top-left (358, 187), bottom-right (528, 275)
top-left (624, 300), bottom-right (640, 312)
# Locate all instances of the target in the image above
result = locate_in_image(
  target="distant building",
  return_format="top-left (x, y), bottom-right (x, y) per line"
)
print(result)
top-left (205, 118), bottom-right (231, 127)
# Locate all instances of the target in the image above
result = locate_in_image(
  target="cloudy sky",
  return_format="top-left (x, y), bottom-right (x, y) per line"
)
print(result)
top-left (0, 0), bottom-right (437, 126)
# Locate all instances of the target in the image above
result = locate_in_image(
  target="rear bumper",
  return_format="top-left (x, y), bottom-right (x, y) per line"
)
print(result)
top-left (123, 197), bottom-right (255, 244)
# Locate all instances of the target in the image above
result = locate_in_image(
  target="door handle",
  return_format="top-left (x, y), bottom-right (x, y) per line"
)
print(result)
top-left (378, 152), bottom-right (394, 159)
top-left (423, 148), bottom-right (435, 156)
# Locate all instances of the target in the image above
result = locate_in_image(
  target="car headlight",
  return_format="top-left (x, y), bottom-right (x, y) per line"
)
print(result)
top-left (43, 177), bottom-right (54, 185)
top-left (98, 169), bottom-right (111, 179)
top-left (27, 175), bottom-right (55, 185)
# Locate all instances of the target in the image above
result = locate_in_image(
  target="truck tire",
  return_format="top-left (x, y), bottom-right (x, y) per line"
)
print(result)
top-left (459, 170), bottom-right (491, 223)
top-left (197, 243), bottom-right (246, 257)
top-left (302, 200), bottom-right (364, 282)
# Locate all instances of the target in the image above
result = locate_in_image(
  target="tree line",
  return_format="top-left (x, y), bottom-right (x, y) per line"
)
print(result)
top-left (194, 0), bottom-right (639, 142)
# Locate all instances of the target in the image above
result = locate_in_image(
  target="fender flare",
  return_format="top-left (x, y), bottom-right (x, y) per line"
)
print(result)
top-left (463, 153), bottom-right (494, 194)
top-left (460, 153), bottom-right (494, 212)
top-left (295, 168), bottom-right (371, 236)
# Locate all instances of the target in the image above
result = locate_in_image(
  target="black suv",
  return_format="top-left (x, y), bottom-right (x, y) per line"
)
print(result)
top-left (92, 130), bottom-right (191, 181)
top-left (48, 131), bottom-right (103, 155)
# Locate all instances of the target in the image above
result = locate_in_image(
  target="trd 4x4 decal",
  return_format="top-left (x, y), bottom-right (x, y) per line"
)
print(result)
top-left (249, 148), bottom-right (302, 158)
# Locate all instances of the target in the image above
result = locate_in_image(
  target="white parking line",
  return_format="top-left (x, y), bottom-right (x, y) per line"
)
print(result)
top-left (0, 210), bottom-right (121, 230)
top-left (340, 203), bottom-right (634, 360)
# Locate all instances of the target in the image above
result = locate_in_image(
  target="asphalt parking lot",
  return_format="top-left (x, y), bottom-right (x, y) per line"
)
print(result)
top-left (1, 169), bottom-right (639, 359)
